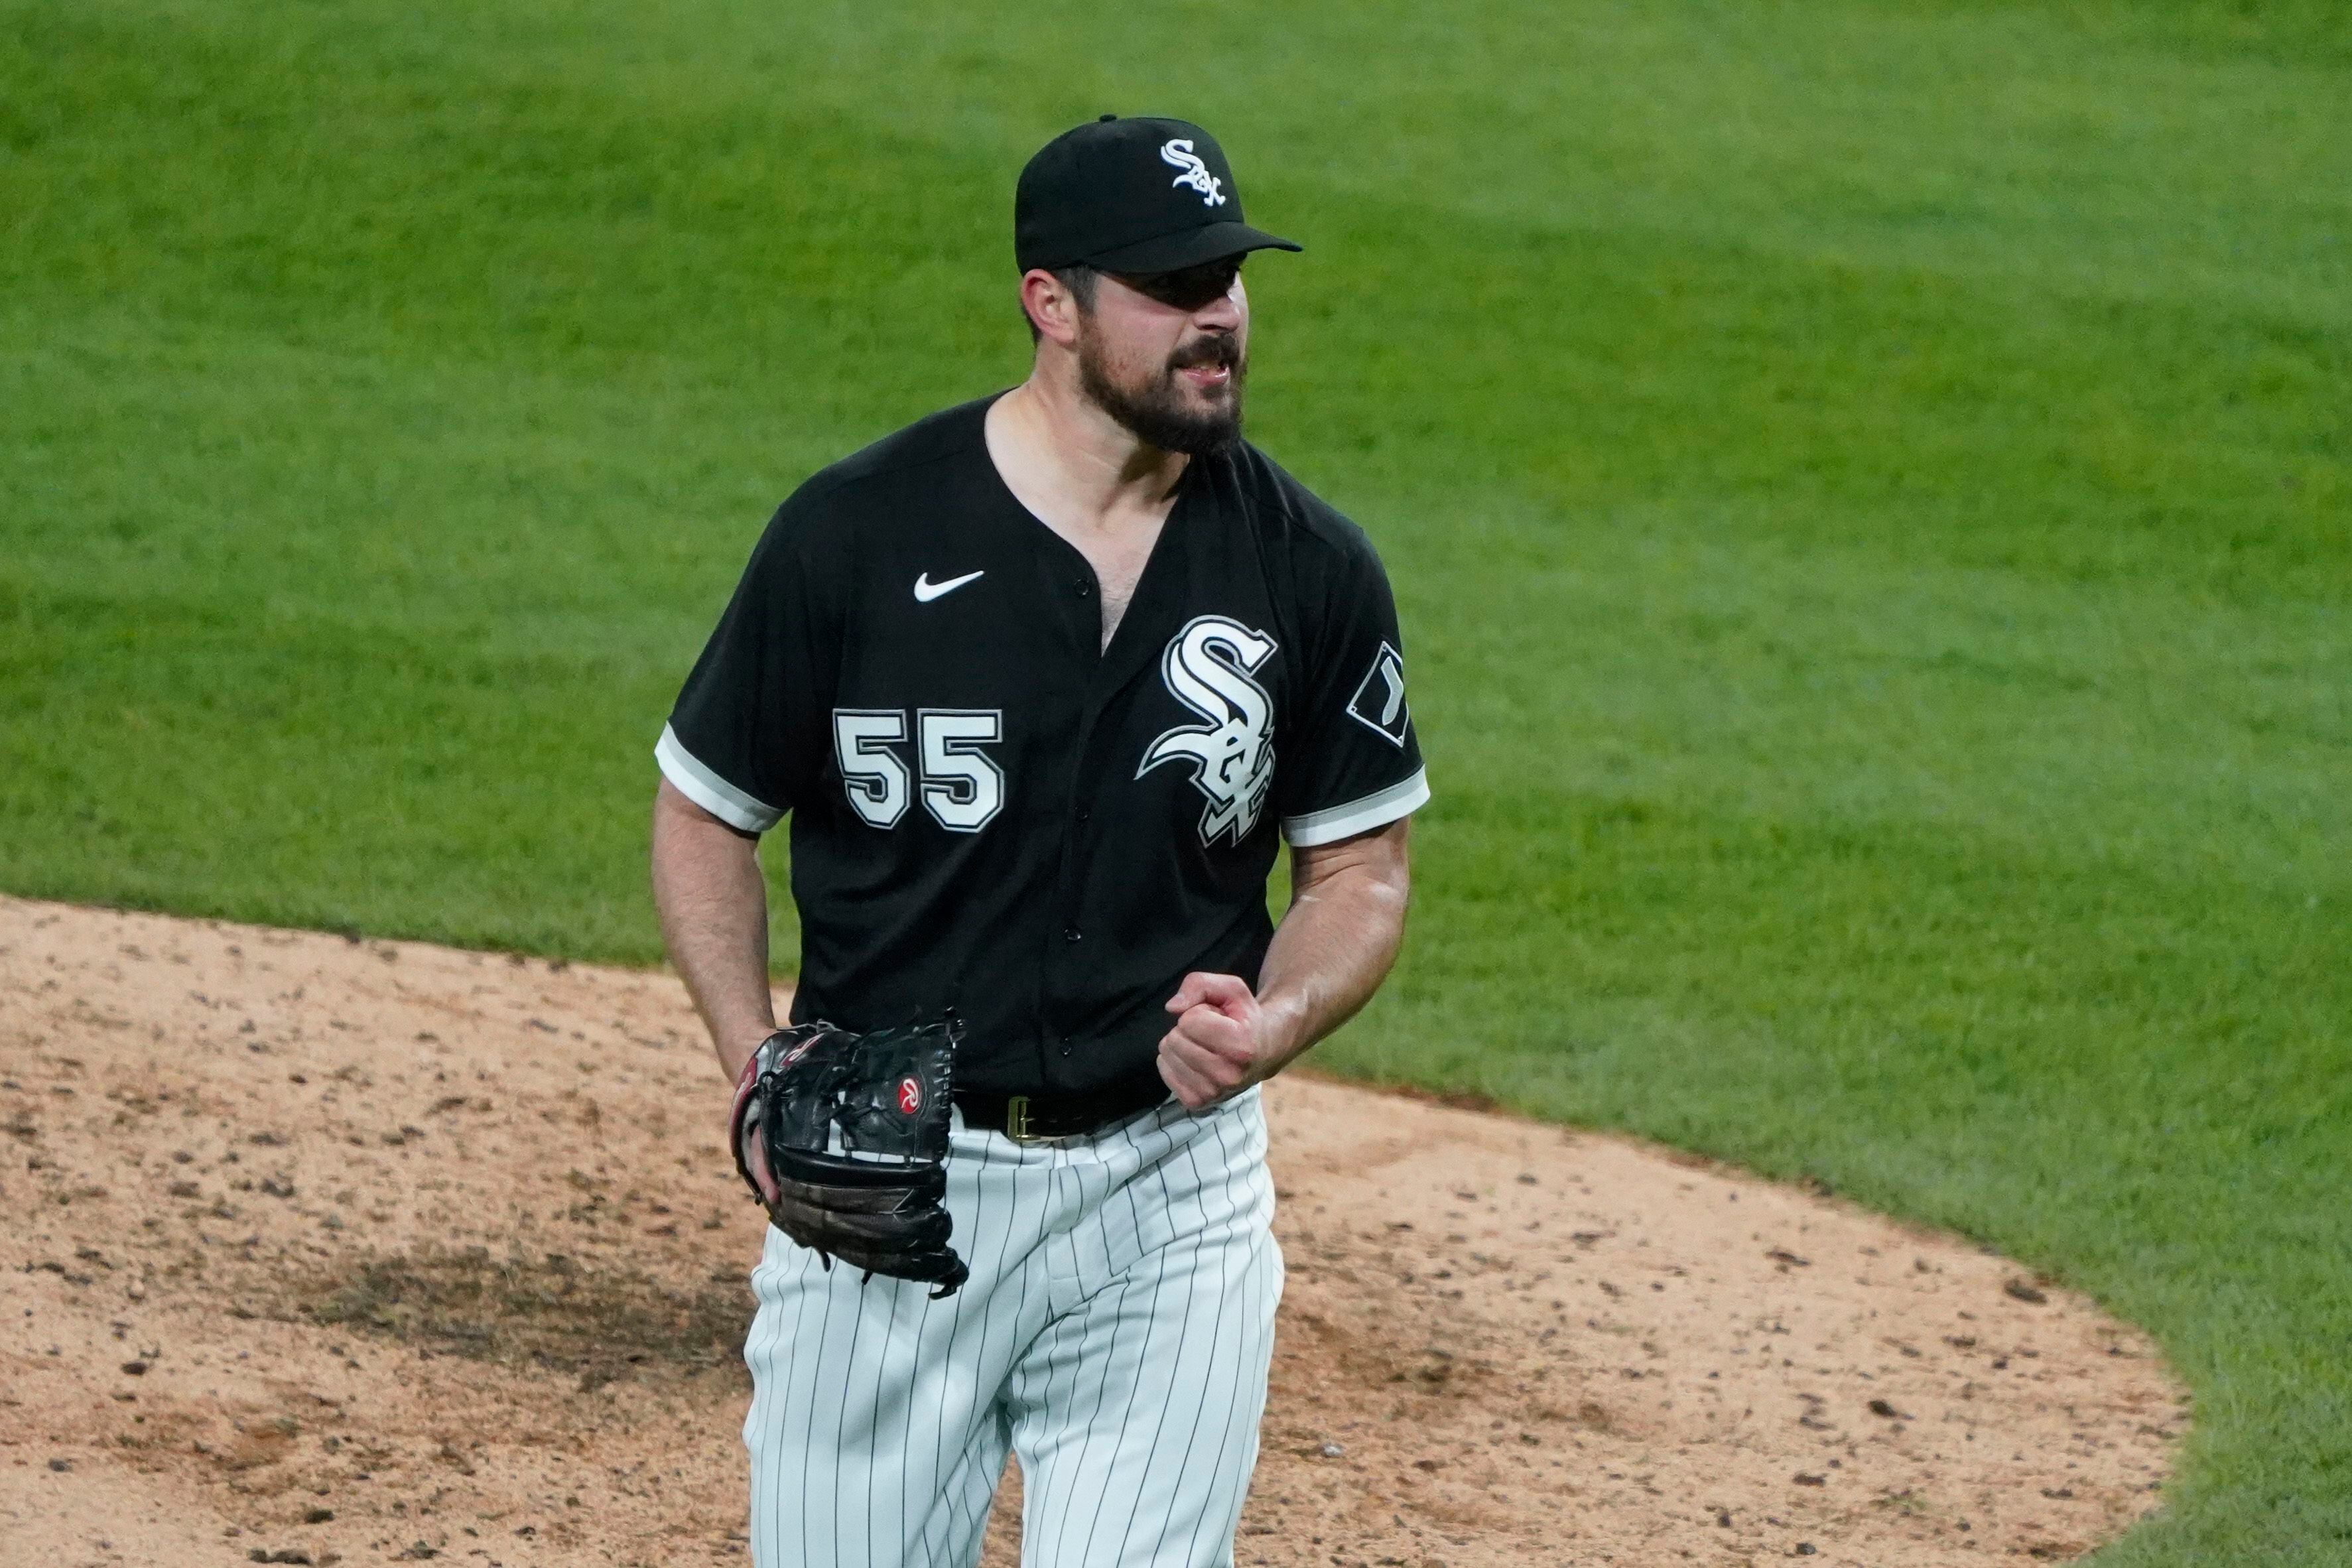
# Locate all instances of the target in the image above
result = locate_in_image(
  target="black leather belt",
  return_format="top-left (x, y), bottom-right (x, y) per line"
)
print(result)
top-left (952, 1083), bottom-right (1169, 1143)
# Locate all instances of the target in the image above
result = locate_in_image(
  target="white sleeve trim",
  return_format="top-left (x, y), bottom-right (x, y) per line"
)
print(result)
top-left (655, 724), bottom-right (783, 835)
top-left (1281, 767), bottom-right (1429, 847)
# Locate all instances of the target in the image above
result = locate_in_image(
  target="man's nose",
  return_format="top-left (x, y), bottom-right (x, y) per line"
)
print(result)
top-left (1191, 286), bottom-right (1244, 332)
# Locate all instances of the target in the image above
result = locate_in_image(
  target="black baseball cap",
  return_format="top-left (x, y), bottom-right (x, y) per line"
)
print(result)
top-left (1015, 115), bottom-right (1302, 275)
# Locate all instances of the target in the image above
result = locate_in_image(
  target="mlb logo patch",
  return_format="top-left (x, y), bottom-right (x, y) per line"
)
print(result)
top-left (1344, 642), bottom-right (1411, 747)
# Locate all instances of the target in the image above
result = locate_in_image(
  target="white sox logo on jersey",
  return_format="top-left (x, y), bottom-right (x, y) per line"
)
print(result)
top-left (1159, 139), bottom-right (1227, 207)
top-left (1138, 616), bottom-right (1277, 846)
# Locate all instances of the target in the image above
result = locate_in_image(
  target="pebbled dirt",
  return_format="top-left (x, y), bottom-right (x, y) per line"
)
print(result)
top-left (0, 896), bottom-right (2183, 1566)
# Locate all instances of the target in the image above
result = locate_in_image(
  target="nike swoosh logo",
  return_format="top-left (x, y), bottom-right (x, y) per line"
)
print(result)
top-left (913, 569), bottom-right (984, 603)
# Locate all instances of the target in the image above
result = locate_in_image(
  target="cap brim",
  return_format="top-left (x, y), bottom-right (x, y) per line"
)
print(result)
top-left (1082, 221), bottom-right (1303, 275)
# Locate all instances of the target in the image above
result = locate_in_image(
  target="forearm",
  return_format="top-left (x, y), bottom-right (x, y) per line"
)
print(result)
top-left (649, 779), bottom-right (781, 1083)
top-left (1253, 822), bottom-right (1411, 1071)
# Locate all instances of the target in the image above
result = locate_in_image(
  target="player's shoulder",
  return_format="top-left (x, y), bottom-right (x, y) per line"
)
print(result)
top-left (739, 398), bottom-right (994, 580)
top-left (1217, 440), bottom-right (1386, 578)
top-left (779, 397), bottom-right (994, 523)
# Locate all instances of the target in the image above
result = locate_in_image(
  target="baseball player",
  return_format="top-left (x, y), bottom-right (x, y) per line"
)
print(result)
top-left (648, 114), bottom-right (1428, 1568)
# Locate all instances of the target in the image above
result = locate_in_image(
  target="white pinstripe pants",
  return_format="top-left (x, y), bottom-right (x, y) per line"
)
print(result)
top-left (742, 1086), bottom-right (1283, 1568)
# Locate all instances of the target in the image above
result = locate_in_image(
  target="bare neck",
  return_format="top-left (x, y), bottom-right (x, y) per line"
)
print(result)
top-left (986, 366), bottom-right (1189, 653)
top-left (984, 370), bottom-right (1189, 538)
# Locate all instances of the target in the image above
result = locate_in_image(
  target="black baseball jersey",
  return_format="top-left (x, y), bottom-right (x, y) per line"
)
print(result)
top-left (657, 395), bottom-right (1427, 1107)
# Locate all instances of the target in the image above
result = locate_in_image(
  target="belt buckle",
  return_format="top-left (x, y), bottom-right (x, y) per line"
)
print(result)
top-left (1005, 1094), bottom-right (1043, 1144)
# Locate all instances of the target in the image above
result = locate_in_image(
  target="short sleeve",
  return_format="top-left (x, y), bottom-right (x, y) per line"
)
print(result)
top-left (656, 496), bottom-right (839, 835)
top-left (1274, 525), bottom-right (1429, 846)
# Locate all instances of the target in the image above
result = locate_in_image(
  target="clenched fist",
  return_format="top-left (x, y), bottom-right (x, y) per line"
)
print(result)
top-left (1158, 972), bottom-right (1282, 1112)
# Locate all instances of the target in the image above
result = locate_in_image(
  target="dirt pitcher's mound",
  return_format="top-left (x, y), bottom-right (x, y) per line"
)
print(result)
top-left (1, 897), bottom-right (2181, 1567)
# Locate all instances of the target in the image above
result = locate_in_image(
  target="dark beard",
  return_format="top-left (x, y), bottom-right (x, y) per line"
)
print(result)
top-left (1078, 333), bottom-right (1246, 457)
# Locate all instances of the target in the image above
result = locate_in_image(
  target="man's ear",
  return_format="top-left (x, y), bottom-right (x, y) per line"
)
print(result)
top-left (1020, 269), bottom-right (1084, 348)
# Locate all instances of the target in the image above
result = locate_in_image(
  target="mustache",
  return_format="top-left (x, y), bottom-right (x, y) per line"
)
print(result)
top-left (1167, 335), bottom-right (1242, 373)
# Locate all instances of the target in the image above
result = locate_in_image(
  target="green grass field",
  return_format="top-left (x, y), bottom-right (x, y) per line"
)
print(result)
top-left (4, 1), bottom-right (2347, 1559)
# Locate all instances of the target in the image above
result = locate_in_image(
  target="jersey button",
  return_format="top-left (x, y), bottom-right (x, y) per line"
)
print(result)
top-left (1063, 927), bottom-right (1082, 944)
top-left (1075, 580), bottom-right (1093, 598)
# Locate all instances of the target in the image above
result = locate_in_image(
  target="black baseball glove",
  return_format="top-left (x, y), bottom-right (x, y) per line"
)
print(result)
top-left (728, 1019), bottom-right (968, 1297)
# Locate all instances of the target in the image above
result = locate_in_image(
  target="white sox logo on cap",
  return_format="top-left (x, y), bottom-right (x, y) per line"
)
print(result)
top-left (1159, 139), bottom-right (1228, 207)
top-left (1013, 115), bottom-right (1297, 271)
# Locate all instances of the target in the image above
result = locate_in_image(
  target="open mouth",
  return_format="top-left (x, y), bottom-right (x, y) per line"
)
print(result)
top-left (1170, 338), bottom-right (1240, 392)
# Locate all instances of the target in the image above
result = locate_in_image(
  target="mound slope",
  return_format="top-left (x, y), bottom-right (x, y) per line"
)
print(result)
top-left (1, 897), bottom-right (2180, 1565)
